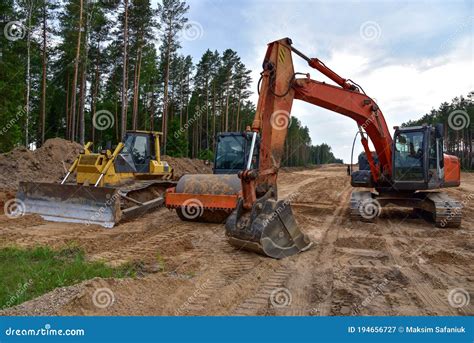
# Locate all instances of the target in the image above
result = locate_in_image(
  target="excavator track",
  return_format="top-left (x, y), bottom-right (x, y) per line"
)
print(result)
top-left (415, 192), bottom-right (462, 228)
top-left (349, 191), bottom-right (462, 228)
top-left (350, 191), bottom-right (378, 222)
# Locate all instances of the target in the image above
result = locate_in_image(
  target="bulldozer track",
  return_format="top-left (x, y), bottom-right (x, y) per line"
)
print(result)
top-left (312, 186), bottom-right (353, 316)
top-left (232, 267), bottom-right (293, 316)
top-left (177, 254), bottom-right (264, 315)
top-left (383, 235), bottom-right (460, 315)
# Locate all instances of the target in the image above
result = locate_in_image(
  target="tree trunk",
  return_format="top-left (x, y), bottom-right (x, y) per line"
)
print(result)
top-left (225, 90), bottom-right (230, 132)
top-left (65, 73), bottom-right (70, 139)
top-left (132, 41), bottom-right (142, 130)
top-left (121, 0), bottom-right (129, 140)
top-left (150, 89), bottom-right (155, 131)
top-left (162, 21), bottom-right (173, 154)
top-left (70, 0), bottom-right (84, 142)
top-left (25, 3), bottom-right (33, 147)
top-left (114, 96), bottom-right (119, 142)
top-left (91, 61), bottom-right (99, 143)
top-left (212, 82), bottom-right (216, 148)
top-left (79, 7), bottom-right (89, 145)
top-left (205, 77), bottom-right (209, 150)
top-left (40, 2), bottom-right (47, 145)
top-left (236, 92), bottom-right (241, 131)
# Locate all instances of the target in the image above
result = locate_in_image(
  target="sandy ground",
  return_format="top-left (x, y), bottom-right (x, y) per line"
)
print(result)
top-left (0, 165), bottom-right (472, 316)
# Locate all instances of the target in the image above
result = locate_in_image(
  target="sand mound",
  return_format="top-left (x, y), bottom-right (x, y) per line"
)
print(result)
top-left (0, 139), bottom-right (213, 190)
top-left (162, 155), bottom-right (213, 180)
top-left (0, 138), bottom-right (82, 190)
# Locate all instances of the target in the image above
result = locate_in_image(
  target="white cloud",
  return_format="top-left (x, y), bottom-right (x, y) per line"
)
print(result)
top-left (242, 12), bottom-right (473, 163)
top-left (182, 0), bottom-right (473, 163)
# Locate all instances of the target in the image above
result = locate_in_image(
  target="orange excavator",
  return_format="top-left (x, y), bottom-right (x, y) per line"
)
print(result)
top-left (168, 38), bottom-right (462, 259)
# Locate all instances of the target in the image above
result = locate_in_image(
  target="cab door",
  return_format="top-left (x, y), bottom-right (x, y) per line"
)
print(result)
top-left (392, 127), bottom-right (428, 190)
top-left (130, 134), bottom-right (152, 173)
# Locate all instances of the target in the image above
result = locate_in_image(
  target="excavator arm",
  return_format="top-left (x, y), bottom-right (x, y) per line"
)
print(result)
top-left (240, 38), bottom-right (393, 209)
top-left (226, 38), bottom-right (395, 258)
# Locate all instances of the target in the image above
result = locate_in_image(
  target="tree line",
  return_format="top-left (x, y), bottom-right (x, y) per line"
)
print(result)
top-left (0, 0), bottom-right (341, 166)
top-left (402, 92), bottom-right (473, 170)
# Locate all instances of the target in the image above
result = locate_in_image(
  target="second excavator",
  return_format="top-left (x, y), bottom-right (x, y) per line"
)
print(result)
top-left (170, 38), bottom-right (462, 259)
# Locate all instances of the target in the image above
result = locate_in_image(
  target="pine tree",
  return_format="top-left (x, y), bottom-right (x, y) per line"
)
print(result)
top-left (157, 0), bottom-right (189, 152)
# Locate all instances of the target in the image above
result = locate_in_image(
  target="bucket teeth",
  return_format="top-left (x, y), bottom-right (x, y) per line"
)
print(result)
top-left (225, 197), bottom-right (312, 259)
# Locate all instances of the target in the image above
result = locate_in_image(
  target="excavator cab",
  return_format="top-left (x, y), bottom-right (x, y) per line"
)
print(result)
top-left (391, 124), bottom-right (455, 190)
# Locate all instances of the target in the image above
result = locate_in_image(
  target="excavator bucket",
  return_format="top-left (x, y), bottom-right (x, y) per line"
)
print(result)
top-left (225, 196), bottom-right (312, 259)
top-left (17, 182), bottom-right (121, 228)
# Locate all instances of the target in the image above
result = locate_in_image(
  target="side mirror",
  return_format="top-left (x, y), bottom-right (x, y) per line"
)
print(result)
top-left (435, 124), bottom-right (444, 139)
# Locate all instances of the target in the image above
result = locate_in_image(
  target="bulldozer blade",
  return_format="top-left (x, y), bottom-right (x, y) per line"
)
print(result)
top-left (17, 182), bottom-right (121, 228)
top-left (225, 197), bottom-right (313, 259)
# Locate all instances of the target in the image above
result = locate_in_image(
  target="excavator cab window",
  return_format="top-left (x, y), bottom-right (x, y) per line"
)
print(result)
top-left (393, 130), bottom-right (425, 182)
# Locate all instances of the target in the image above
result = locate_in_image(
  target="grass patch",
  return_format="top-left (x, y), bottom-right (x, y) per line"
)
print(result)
top-left (0, 245), bottom-right (137, 309)
top-left (155, 251), bottom-right (166, 272)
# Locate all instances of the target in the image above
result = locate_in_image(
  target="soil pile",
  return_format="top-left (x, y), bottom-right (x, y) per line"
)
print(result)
top-left (0, 138), bottom-right (82, 190)
top-left (163, 155), bottom-right (213, 180)
top-left (0, 139), bottom-right (214, 190)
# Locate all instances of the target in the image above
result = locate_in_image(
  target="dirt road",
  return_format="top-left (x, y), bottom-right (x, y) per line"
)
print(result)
top-left (1, 165), bottom-right (473, 316)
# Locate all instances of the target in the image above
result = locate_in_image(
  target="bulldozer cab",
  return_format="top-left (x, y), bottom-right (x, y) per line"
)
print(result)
top-left (214, 132), bottom-right (260, 174)
top-left (115, 131), bottom-right (160, 174)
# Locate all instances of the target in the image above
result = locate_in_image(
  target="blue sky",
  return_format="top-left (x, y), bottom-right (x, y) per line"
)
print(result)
top-left (166, 0), bottom-right (473, 162)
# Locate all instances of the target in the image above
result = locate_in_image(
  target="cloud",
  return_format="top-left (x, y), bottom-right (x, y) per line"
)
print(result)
top-left (180, 0), bottom-right (473, 162)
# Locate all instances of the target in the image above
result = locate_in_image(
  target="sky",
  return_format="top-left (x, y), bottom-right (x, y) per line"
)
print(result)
top-left (165, 0), bottom-right (472, 163)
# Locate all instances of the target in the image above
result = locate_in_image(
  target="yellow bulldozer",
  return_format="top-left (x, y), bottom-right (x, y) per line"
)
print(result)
top-left (17, 131), bottom-right (176, 228)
